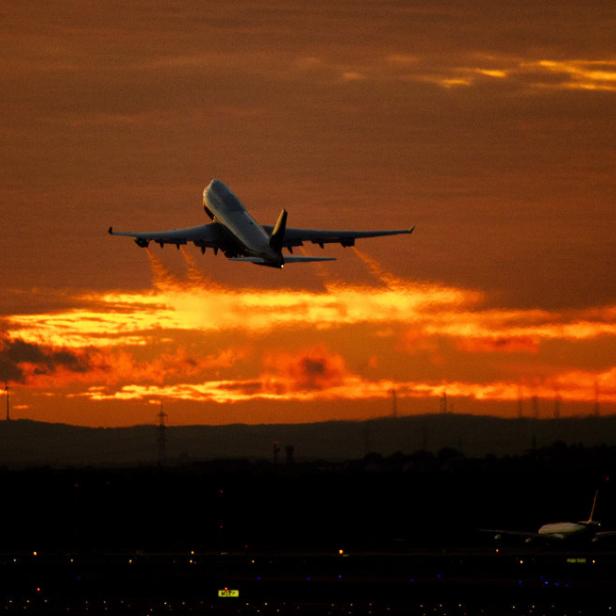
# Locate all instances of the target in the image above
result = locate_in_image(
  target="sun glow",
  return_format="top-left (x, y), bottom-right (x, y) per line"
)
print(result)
top-left (2, 250), bottom-right (616, 413)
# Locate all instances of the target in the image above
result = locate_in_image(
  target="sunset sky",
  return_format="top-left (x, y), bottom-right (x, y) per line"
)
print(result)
top-left (1, 1), bottom-right (615, 426)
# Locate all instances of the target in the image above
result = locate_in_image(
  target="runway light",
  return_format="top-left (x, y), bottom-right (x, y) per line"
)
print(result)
top-left (338, 548), bottom-right (344, 556)
top-left (32, 551), bottom-right (38, 557)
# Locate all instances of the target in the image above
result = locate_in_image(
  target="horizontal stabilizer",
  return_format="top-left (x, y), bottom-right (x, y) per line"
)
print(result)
top-left (229, 256), bottom-right (336, 266)
top-left (283, 256), bottom-right (336, 263)
top-left (229, 257), bottom-right (269, 264)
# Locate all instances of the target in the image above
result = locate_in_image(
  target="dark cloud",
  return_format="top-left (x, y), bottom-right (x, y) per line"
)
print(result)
top-left (0, 335), bottom-right (91, 383)
top-left (217, 380), bottom-right (262, 394)
top-left (267, 350), bottom-right (347, 392)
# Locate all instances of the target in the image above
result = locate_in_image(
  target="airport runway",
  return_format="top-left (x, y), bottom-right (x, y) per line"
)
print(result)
top-left (0, 548), bottom-right (614, 614)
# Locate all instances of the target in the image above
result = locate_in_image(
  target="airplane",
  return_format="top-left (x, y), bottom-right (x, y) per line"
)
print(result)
top-left (480, 490), bottom-right (616, 543)
top-left (108, 179), bottom-right (414, 268)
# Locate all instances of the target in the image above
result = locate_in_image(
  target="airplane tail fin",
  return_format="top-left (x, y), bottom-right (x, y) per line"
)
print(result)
top-left (587, 489), bottom-right (599, 523)
top-left (269, 209), bottom-right (288, 253)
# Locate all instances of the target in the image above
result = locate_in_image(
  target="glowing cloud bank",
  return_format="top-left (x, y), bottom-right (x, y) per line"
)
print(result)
top-left (2, 248), bottom-right (615, 423)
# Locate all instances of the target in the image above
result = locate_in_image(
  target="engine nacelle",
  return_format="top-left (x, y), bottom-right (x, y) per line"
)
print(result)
top-left (134, 238), bottom-right (150, 248)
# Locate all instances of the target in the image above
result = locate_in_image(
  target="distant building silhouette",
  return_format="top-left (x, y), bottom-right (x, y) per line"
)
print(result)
top-left (272, 442), bottom-right (281, 465)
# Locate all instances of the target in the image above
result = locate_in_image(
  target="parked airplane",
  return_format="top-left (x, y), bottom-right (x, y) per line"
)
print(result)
top-left (109, 179), bottom-right (414, 268)
top-left (480, 490), bottom-right (616, 543)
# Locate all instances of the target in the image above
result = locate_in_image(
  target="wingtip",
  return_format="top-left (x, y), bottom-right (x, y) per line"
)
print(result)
top-left (409, 225), bottom-right (415, 234)
top-left (108, 226), bottom-right (113, 235)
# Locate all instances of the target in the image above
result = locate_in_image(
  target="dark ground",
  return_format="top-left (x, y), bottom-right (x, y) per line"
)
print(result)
top-left (2, 414), bottom-right (616, 465)
top-left (1, 442), bottom-right (615, 613)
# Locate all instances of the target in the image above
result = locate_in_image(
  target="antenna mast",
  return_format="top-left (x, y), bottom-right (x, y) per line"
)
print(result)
top-left (594, 381), bottom-right (601, 417)
top-left (390, 388), bottom-right (398, 419)
top-left (4, 383), bottom-right (10, 422)
top-left (157, 402), bottom-right (167, 466)
top-left (517, 386), bottom-right (523, 419)
top-left (553, 388), bottom-right (561, 419)
top-left (439, 390), bottom-right (448, 414)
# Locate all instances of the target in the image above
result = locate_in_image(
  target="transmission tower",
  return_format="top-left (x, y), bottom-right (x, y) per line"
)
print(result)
top-left (593, 381), bottom-right (601, 417)
top-left (439, 391), bottom-right (448, 414)
top-left (390, 388), bottom-right (398, 418)
top-left (553, 390), bottom-right (561, 419)
top-left (517, 386), bottom-right (523, 419)
top-left (157, 402), bottom-right (168, 466)
top-left (531, 395), bottom-right (540, 420)
top-left (4, 383), bottom-right (10, 422)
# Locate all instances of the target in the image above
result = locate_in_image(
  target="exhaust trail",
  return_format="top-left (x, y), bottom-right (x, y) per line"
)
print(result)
top-left (298, 245), bottom-right (333, 288)
top-left (146, 250), bottom-right (181, 290)
top-left (352, 247), bottom-right (406, 290)
top-left (179, 249), bottom-right (223, 291)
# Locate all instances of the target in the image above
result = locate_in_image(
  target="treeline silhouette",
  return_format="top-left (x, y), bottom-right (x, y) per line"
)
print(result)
top-left (0, 441), bottom-right (614, 552)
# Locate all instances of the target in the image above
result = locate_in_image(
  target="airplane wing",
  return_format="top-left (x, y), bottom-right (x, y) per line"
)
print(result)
top-left (108, 223), bottom-right (224, 250)
top-left (478, 529), bottom-right (542, 539)
top-left (261, 225), bottom-right (415, 249)
top-left (595, 531), bottom-right (616, 539)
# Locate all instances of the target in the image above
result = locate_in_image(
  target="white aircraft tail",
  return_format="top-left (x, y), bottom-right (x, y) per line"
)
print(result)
top-left (269, 208), bottom-right (288, 253)
top-left (587, 489), bottom-right (599, 523)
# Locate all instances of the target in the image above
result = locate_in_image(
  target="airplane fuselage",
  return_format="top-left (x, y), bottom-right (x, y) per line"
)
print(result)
top-left (108, 178), bottom-right (413, 267)
top-left (537, 521), bottom-right (597, 540)
top-left (203, 180), bottom-right (282, 265)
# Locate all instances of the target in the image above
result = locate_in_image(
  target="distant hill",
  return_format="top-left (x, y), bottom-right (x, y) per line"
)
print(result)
top-left (1, 414), bottom-right (616, 467)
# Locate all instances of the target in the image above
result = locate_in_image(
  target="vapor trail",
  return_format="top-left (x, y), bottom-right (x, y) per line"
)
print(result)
top-left (146, 250), bottom-right (179, 290)
top-left (298, 245), bottom-right (332, 289)
top-left (352, 247), bottom-right (405, 290)
top-left (179, 249), bottom-right (222, 291)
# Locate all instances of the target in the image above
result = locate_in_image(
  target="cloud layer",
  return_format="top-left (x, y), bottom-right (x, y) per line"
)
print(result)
top-left (3, 248), bottom-right (615, 424)
top-left (0, 1), bottom-right (614, 424)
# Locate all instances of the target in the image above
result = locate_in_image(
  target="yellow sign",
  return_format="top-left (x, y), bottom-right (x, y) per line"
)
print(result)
top-left (218, 589), bottom-right (240, 598)
top-left (566, 557), bottom-right (587, 565)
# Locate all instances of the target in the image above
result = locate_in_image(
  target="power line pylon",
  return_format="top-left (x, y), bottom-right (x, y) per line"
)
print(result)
top-left (439, 391), bottom-right (448, 414)
top-left (390, 388), bottom-right (398, 419)
top-left (4, 383), bottom-right (10, 422)
top-left (594, 381), bottom-right (601, 417)
top-left (157, 402), bottom-right (168, 466)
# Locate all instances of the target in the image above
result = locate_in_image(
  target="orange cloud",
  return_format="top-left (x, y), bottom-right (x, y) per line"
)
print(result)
top-left (262, 347), bottom-right (348, 392)
top-left (71, 364), bottom-right (616, 407)
top-left (455, 336), bottom-right (539, 354)
top-left (4, 250), bottom-right (616, 413)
